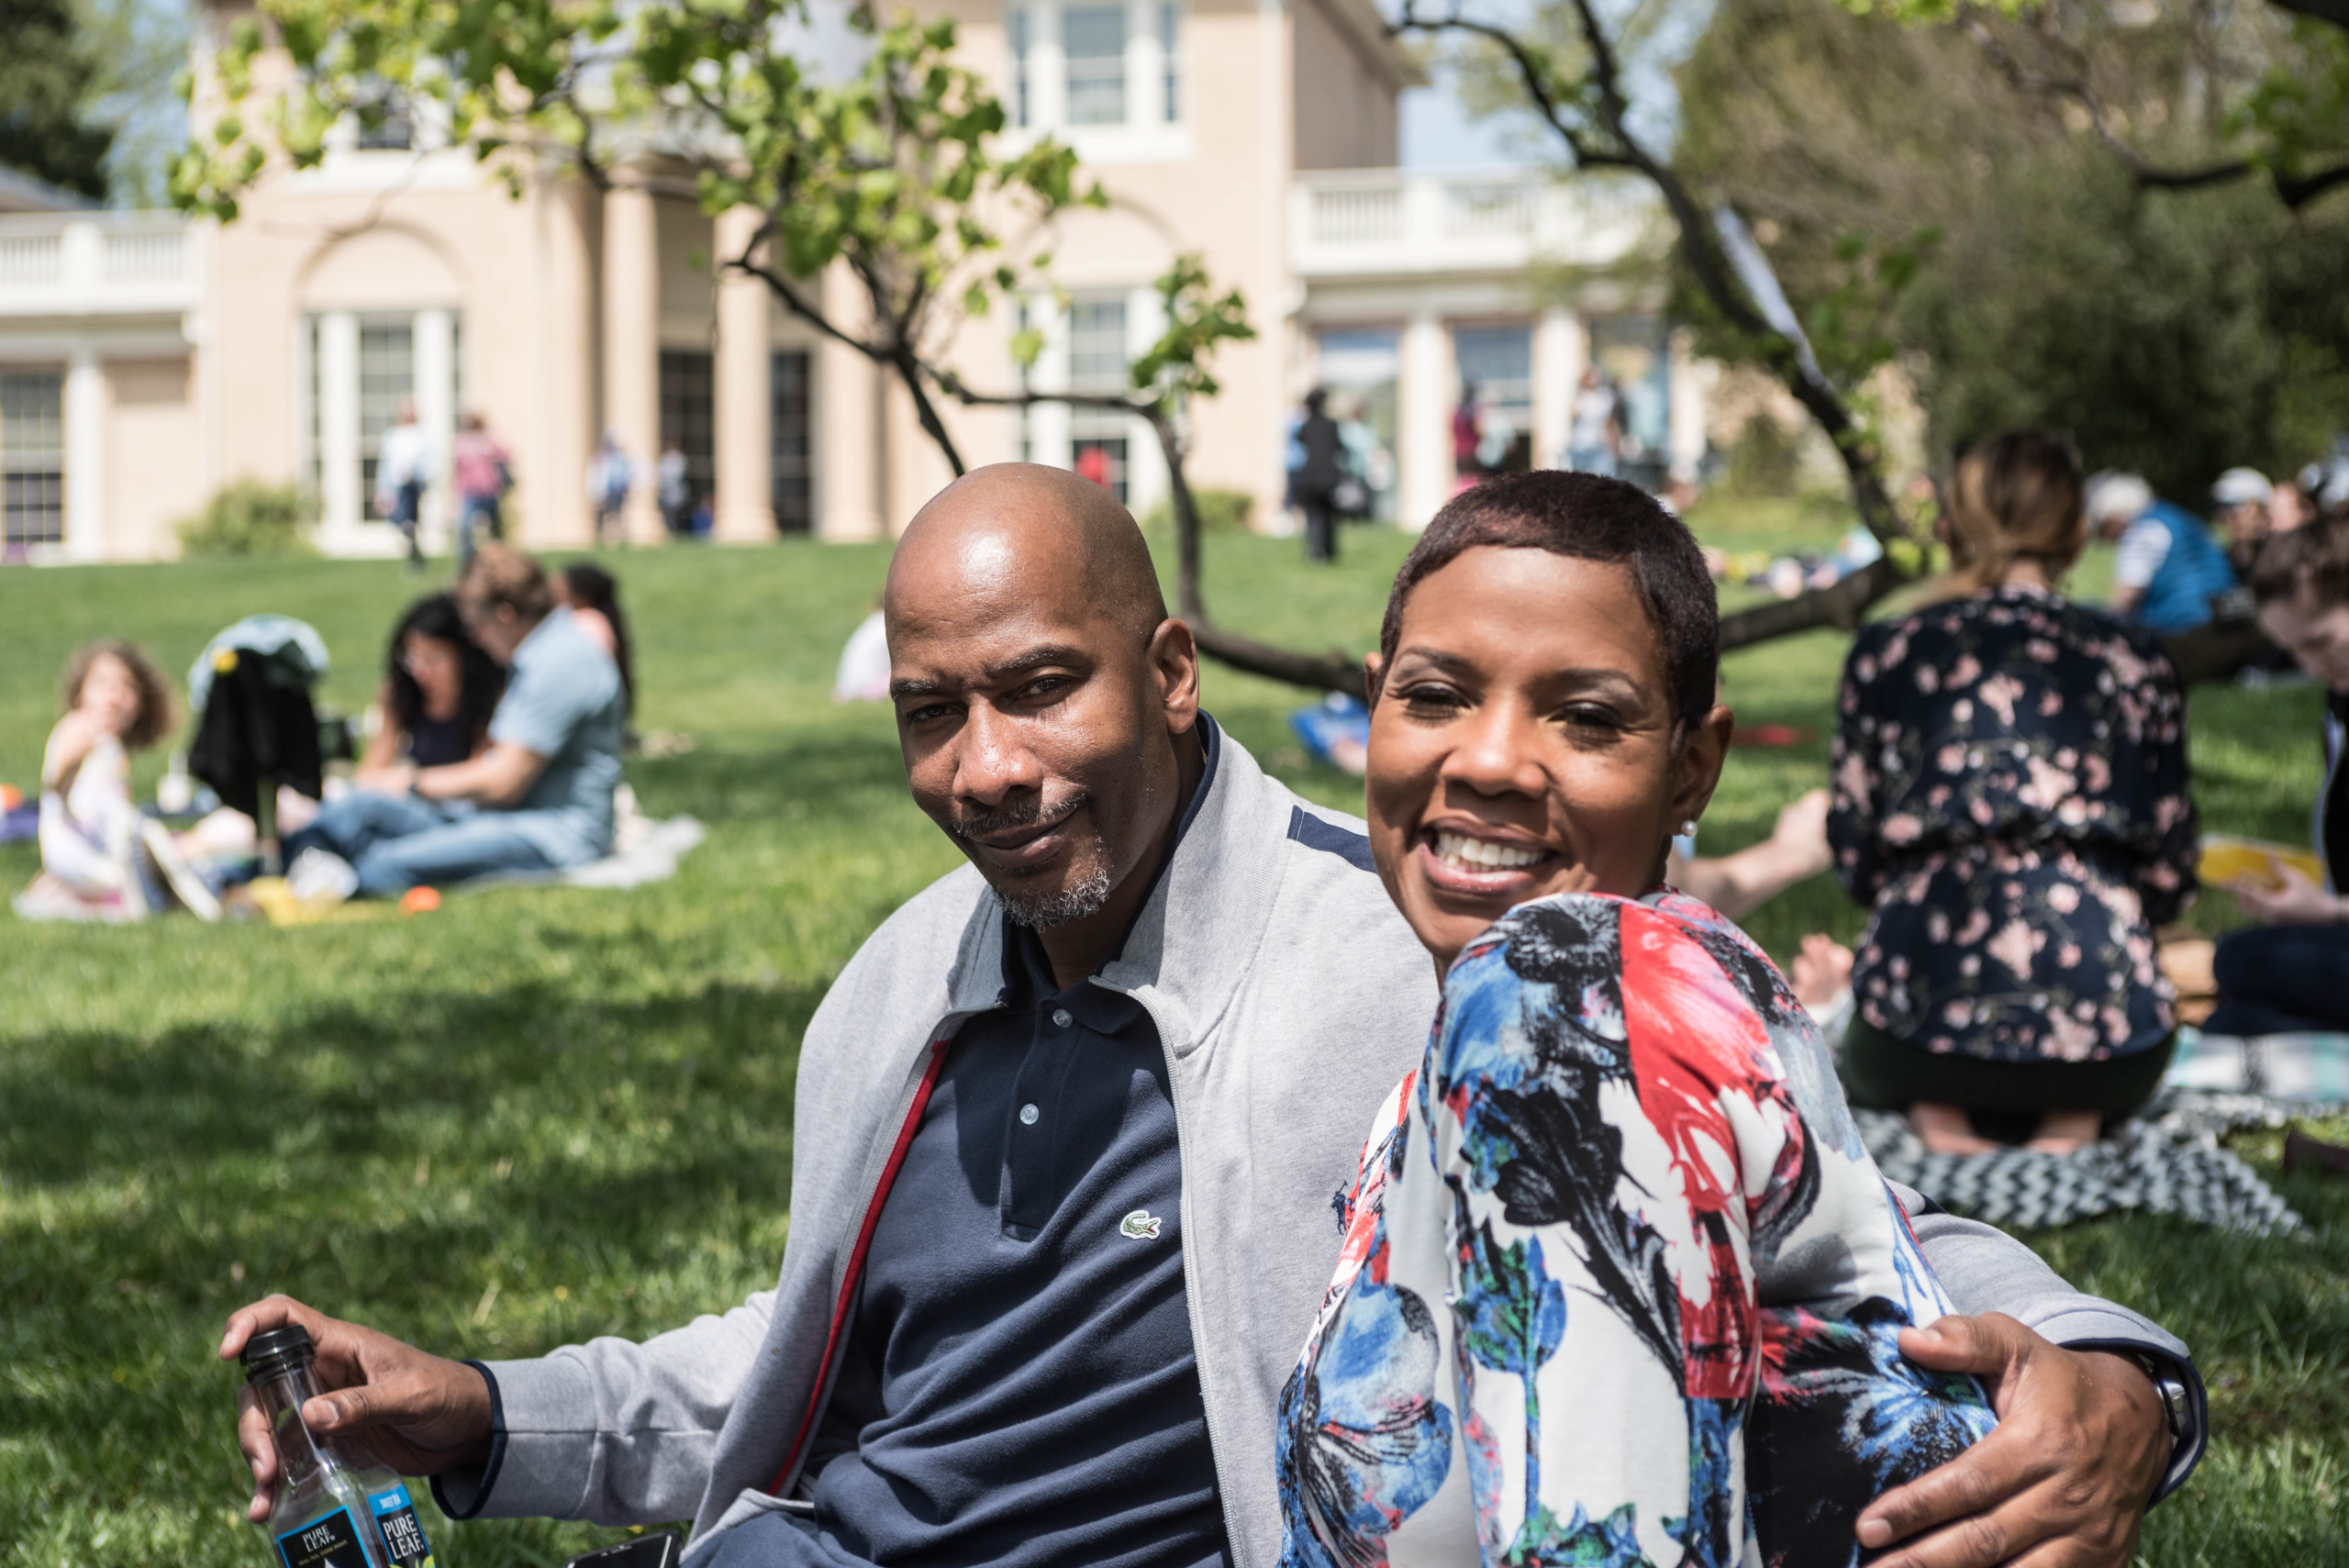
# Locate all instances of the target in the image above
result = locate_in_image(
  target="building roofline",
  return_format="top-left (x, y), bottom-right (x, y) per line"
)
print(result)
top-left (1304, 0), bottom-right (1429, 93)
top-left (0, 163), bottom-right (101, 214)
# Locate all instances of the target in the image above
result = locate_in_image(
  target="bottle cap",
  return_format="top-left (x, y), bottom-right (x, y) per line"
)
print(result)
top-left (239, 1324), bottom-right (317, 1383)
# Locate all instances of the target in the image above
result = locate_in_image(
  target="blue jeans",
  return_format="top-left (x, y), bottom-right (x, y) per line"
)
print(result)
top-left (283, 791), bottom-right (554, 896)
top-left (2206, 923), bottom-right (2349, 1036)
top-left (1567, 444), bottom-right (1617, 477)
top-left (458, 495), bottom-right (502, 567)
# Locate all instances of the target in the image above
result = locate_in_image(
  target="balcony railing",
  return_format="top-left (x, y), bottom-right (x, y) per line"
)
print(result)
top-left (1291, 168), bottom-right (1654, 279)
top-left (0, 214), bottom-right (195, 318)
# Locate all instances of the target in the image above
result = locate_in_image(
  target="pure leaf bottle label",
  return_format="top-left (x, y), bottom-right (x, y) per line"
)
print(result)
top-left (369, 1483), bottom-right (436, 1568)
top-left (275, 1507), bottom-right (370, 1568)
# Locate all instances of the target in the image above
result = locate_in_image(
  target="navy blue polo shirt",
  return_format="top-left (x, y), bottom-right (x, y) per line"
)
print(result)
top-left (701, 725), bottom-right (1228, 1568)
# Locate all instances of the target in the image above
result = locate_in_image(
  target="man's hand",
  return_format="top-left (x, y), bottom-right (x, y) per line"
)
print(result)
top-left (1857, 1313), bottom-right (2170, 1568)
top-left (222, 1296), bottom-right (495, 1523)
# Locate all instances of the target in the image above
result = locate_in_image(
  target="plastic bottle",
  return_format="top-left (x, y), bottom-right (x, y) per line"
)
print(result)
top-left (239, 1325), bottom-right (438, 1568)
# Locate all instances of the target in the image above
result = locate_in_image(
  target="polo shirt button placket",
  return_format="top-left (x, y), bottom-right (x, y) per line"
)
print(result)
top-left (1052, 1008), bottom-right (1073, 1028)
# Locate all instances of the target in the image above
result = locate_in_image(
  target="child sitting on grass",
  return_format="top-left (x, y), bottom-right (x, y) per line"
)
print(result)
top-left (15, 640), bottom-right (178, 921)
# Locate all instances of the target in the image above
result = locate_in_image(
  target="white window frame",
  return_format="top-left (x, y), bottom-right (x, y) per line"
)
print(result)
top-left (1001, 0), bottom-right (1189, 161)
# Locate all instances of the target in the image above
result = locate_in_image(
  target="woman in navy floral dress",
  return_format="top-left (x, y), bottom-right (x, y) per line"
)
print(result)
top-left (1829, 432), bottom-right (2198, 1154)
top-left (1276, 473), bottom-right (1996, 1568)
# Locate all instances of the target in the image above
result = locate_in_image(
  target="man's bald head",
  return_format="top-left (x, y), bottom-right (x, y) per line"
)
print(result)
top-left (886, 463), bottom-right (1167, 646)
top-left (882, 463), bottom-right (1203, 963)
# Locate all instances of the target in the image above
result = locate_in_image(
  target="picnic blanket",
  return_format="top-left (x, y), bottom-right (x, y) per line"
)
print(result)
top-left (466, 813), bottom-right (707, 892)
top-left (1857, 1090), bottom-right (2325, 1236)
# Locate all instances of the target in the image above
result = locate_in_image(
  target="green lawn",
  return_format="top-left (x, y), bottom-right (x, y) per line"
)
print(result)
top-left (3, 518), bottom-right (2344, 1566)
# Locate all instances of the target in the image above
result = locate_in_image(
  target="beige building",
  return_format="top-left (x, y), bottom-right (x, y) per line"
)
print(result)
top-left (0, 0), bottom-right (1704, 562)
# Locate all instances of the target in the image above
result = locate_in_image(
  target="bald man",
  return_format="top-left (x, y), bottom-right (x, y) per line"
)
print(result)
top-left (222, 466), bottom-right (2199, 1568)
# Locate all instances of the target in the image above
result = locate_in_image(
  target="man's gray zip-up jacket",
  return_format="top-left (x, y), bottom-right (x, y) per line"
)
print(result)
top-left (440, 730), bottom-right (2203, 1564)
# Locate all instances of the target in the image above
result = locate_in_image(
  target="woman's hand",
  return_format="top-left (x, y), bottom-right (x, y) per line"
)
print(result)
top-left (352, 762), bottom-right (420, 798)
top-left (1856, 1313), bottom-right (2170, 1568)
top-left (2231, 859), bottom-right (2344, 926)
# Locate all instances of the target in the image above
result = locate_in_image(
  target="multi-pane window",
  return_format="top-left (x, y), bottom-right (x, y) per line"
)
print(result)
top-left (1068, 293), bottom-right (1129, 392)
top-left (305, 317), bottom-right (323, 497)
top-left (1063, 6), bottom-right (1128, 126)
top-left (1068, 291), bottom-right (1131, 503)
top-left (357, 318), bottom-right (416, 503)
top-left (770, 350), bottom-right (813, 533)
top-left (1453, 324), bottom-right (1534, 473)
top-left (1158, 3), bottom-right (1180, 122)
top-left (1, 372), bottom-right (64, 549)
top-left (660, 350), bottom-right (716, 511)
top-left (352, 83), bottom-right (414, 150)
top-left (1009, 8), bottom-right (1032, 128)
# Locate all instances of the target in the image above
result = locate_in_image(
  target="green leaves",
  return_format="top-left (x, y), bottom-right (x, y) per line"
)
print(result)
top-left (1127, 254), bottom-right (1255, 410)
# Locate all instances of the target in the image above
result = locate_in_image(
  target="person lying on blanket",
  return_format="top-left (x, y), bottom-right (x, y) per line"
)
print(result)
top-left (280, 547), bottom-right (623, 896)
top-left (224, 465), bottom-right (2199, 1568)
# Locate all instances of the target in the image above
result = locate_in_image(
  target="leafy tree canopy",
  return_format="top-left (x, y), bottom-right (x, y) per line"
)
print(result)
top-left (1673, 0), bottom-right (2349, 497)
top-left (0, 0), bottom-right (116, 199)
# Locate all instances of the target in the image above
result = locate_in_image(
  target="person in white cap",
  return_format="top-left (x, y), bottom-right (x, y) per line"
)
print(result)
top-left (2211, 466), bottom-right (2277, 577)
top-left (2086, 470), bottom-right (2240, 638)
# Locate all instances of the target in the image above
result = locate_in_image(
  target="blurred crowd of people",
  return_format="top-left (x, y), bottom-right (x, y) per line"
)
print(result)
top-left (14, 550), bottom-right (638, 922)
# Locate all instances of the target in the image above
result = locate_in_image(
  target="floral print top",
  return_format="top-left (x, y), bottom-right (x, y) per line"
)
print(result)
top-left (1276, 892), bottom-right (1994, 1568)
top-left (1830, 584), bottom-right (2197, 1062)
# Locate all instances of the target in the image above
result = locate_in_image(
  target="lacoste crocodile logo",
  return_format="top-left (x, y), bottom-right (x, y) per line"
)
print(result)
top-left (1119, 1209), bottom-right (1163, 1240)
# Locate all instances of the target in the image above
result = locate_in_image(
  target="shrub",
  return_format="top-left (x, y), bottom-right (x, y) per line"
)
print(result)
top-left (1725, 412), bottom-right (1802, 497)
top-left (175, 480), bottom-right (318, 557)
top-left (1141, 486), bottom-right (1255, 536)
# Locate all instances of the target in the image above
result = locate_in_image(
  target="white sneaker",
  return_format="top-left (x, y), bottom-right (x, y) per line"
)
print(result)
top-left (140, 818), bottom-right (221, 921)
top-left (285, 847), bottom-right (360, 905)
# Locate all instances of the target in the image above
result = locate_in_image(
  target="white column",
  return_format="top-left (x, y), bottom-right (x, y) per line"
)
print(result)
top-left (413, 307), bottom-right (455, 555)
top-left (63, 345), bottom-right (104, 562)
top-left (1397, 308), bottom-right (1449, 529)
top-left (318, 311), bottom-right (362, 547)
top-left (1026, 290), bottom-right (1073, 470)
top-left (1531, 306), bottom-right (1579, 471)
top-left (602, 177), bottom-right (664, 545)
top-left (1127, 0), bottom-right (1161, 128)
top-left (1122, 282), bottom-right (1167, 515)
top-left (816, 261), bottom-right (883, 541)
top-left (1031, 1), bottom-right (1067, 128)
top-left (1667, 327), bottom-right (1707, 484)
top-left (713, 205), bottom-right (775, 542)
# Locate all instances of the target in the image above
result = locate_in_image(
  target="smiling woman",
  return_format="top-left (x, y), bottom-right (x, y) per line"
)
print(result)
top-left (1277, 472), bottom-right (2005, 1568)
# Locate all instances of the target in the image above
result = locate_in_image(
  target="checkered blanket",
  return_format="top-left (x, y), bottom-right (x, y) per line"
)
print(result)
top-left (1858, 1090), bottom-right (2328, 1236)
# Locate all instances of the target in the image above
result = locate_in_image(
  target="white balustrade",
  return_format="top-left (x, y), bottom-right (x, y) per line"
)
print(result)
top-left (1291, 167), bottom-right (1653, 280)
top-left (0, 215), bottom-right (195, 317)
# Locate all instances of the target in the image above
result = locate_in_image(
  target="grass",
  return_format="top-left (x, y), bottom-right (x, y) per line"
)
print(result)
top-left (2, 513), bottom-right (2344, 1566)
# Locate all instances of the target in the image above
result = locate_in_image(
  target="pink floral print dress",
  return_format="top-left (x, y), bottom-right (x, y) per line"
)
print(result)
top-left (1829, 584), bottom-right (2197, 1063)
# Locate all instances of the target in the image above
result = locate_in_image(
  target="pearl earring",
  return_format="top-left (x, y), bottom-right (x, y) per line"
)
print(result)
top-left (1678, 819), bottom-right (1698, 837)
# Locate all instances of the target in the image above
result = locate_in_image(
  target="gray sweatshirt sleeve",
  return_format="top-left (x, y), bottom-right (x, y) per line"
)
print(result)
top-left (431, 1290), bottom-right (777, 1526)
top-left (1901, 1184), bottom-right (2206, 1500)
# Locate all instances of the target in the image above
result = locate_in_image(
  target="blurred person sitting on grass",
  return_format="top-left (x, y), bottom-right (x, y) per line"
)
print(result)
top-left (1669, 785), bottom-right (1833, 922)
top-left (554, 562), bottom-right (637, 725)
top-left (14, 639), bottom-right (176, 921)
top-left (279, 546), bottom-right (623, 896)
top-left (355, 594), bottom-right (506, 781)
top-left (1831, 431), bottom-right (2198, 1155)
top-left (222, 465), bottom-right (2201, 1568)
top-left (2210, 510), bottom-right (2349, 1036)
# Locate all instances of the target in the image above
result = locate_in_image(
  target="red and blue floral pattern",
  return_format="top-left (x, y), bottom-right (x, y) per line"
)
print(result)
top-left (1276, 892), bottom-right (1995, 1568)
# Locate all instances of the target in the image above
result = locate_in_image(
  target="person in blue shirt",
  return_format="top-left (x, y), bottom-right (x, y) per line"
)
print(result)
top-left (281, 546), bottom-right (624, 896)
top-left (2088, 471), bottom-right (2241, 637)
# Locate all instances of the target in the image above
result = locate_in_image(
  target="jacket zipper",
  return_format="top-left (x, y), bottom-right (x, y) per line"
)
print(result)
top-left (767, 1037), bottom-right (951, 1496)
top-left (1119, 984), bottom-right (1252, 1568)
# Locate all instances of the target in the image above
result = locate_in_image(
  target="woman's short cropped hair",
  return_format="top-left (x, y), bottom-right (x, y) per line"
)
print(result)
top-left (2247, 506), bottom-right (2349, 608)
top-left (1943, 429), bottom-right (2087, 595)
top-left (62, 639), bottom-right (174, 750)
top-left (457, 543), bottom-right (555, 622)
top-left (1377, 470), bottom-right (1719, 729)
